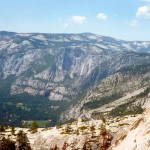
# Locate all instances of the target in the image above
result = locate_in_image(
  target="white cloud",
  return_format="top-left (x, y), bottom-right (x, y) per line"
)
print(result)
top-left (97, 13), bottom-right (107, 20)
top-left (130, 19), bottom-right (138, 26)
top-left (136, 5), bottom-right (150, 18)
top-left (125, 19), bottom-right (138, 27)
top-left (63, 23), bottom-right (69, 28)
top-left (71, 16), bottom-right (86, 25)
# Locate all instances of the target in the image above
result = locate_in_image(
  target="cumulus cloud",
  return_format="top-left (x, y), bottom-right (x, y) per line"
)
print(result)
top-left (97, 13), bottom-right (107, 20)
top-left (136, 5), bottom-right (150, 18)
top-left (71, 16), bottom-right (86, 25)
top-left (63, 23), bottom-right (69, 28)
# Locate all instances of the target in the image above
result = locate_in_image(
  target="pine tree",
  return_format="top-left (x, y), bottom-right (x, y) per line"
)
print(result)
top-left (30, 121), bottom-right (38, 133)
top-left (90, 125), bottom-right (95, 138)
top-left (16, 130), bottom-right (31, 150)
top-left (99, 123), bottom-right (112, 150)
top-left (0, 137), bottom-right (16, 150)
top-left (11, 125), bottom-right (15, 135)
top-left (0, 125), bottom-right (5, 132)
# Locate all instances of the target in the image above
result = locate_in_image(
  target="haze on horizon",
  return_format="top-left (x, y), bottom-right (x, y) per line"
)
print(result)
top-left (0, 0), bottom-right (150, 41)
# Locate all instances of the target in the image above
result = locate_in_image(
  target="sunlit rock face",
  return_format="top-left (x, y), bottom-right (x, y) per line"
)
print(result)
top-left (110, 106), bottom-right (150, 150)
top-left (0, 31), bottom-right (150, 101)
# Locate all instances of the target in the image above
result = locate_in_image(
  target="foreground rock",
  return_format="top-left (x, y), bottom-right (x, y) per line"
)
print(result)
top-left (1, 106), bottom-right (150, 150)
top-left (110, 107), bottom-right (150, 150)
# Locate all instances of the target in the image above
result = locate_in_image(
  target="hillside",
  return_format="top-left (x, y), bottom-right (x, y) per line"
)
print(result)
top-left (110, 107), bottom-right (150, 150)
top-left (62, 64), bottom-right (150, 121)
top-left (0, 31), bottom-right (150, 126)
top-left (1, 92), bottom-right (150, 150)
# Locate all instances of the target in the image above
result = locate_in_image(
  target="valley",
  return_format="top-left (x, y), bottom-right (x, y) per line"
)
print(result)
top-left (0, 31), bottom-right (150, 150)
top-left (0, 31), bottom-right (150, 126)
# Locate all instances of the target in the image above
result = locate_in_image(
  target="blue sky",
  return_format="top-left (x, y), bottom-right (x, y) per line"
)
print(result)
top-left (0, 0), bottom-right (150, 40)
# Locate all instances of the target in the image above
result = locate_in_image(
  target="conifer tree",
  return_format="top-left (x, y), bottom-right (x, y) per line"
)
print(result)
top-left (30, 121), bottom-right (38, 133)
top-left (90, 125), bottom-right (95, 138)
top-left (16, 130), bottom-right (31, 150)
top-left (0, 137), bottom-right (16, 150)
top-left (99, 118), bottom-right (112, 150)
top-left (11, 125), bottom-right (15, 135)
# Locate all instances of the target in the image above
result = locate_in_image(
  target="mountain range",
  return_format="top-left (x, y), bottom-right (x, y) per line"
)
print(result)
top-left (0, 31), bottom-right (150, 126)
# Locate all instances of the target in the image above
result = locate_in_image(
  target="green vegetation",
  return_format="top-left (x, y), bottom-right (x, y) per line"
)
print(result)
top-left (16, 130), bottom-right (31, 150)
top-left (109, 87), bottom-right (150, 118)
top-left (22, 54), bottom-right (54, 77)
top-left (118, 123), bottom-right (129, 126)
top-left (78, 125), bottom-right (88, 131)
top-left (0, 93), bottom-right (70, 126)
top-left (118, 63), bottom-right (150, 75)
top-left (91, 112), bottom-right (104, 120)
top-left (11, 125), bottom-right (15, 135)
top-left (0, 76), bottom-right (71, 126)
top-left (83, 92), bottom-right (123, 109)
top-left (0, 137), bottom-right (16, 150)
top-left (29, 121), bottom-right (38, 133)
top-left (0, 72), bottom-right (72, 127)
top-left (31, 54), bottom-right (54, 74)
top-left (135, 87), bottom-right (150, 99)
top-left (0, 126), bottom-right (31, 150)
top-left (56, 125), bottom-right (62, 129)
top-left (109, 103), bottom-right (143, 118)
top-left (90, 125), bottom-right (95, 138)
top-left (99, 123), bottom-right (112, 150)
top-left (0, 75), bottom-right (16, 98)
top-left (22, 120), bottom-right (50, 128)
top-left (0, 125), bottom-right (5, 133)
top-left (61, 124), bottom-right (73, 134)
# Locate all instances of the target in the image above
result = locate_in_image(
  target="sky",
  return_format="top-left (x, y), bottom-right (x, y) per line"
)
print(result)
top-left (0, 0), bottom-right (150, 40)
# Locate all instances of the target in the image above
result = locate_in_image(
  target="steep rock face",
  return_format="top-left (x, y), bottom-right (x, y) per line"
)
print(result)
top-left (62, 64), bottom-right (150, 121)
top-left (0, 31), bottom-right (150, 125)
top-left (0, 31), bottom-right (150, 101)
top-left (110, 107), bottom-right (150, 150)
